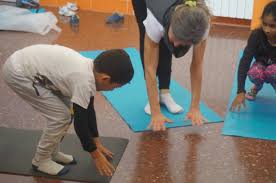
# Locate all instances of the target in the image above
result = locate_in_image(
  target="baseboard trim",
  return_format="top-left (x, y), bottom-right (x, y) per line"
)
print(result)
top-left (211, 16), bottom-right (251, 28)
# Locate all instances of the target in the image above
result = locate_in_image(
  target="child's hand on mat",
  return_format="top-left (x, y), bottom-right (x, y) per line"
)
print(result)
top-left (185, 108), bottom-right (207, 126)
top-left (230, 93), bottom-right (246, 112)
top-left (148, 113), bottom-right (172, 131)
top-left (94, 138), bottom-right (114, 159)
top-left (91, 150), bottom-right (115, 176)
top-left (97, 144), bottom-right (114, 159)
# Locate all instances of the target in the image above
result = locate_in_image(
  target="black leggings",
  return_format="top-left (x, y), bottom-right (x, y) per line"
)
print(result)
top-left (132, 0), bottom-right (172, 90)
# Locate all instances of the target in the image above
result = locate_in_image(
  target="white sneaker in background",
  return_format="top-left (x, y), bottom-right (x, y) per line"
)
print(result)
top-left (66, 2), bottom-right (78, 11)
top-left (58, 6), bottom-right (76, 16)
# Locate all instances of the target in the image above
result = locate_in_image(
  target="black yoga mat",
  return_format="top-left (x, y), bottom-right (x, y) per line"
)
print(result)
top-left (0, 127), bottom-right (128, 183)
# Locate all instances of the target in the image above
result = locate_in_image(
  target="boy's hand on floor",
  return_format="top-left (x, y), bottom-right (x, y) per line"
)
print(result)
top-left (94, 138), bottom-right (114, 159)
top-left (91, 150), bottom-right (115, 176)
top-left (97, 143), bottom-right (114, 159)
top-left (230, 93), bottom-right (246, 112)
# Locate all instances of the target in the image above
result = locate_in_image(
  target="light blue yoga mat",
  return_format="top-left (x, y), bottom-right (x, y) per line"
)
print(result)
top-left (80, 48), bottom-right (222, 132)
top-left (222, 51), bottom-right (276, 140)
top-left (29, 8), bottom-right (45, 13)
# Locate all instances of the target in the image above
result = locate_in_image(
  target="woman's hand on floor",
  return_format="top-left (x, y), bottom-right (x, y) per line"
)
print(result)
top-left (185, 107), bottom-right (207, 126)
top-left (148, 113), bottom-right (172, 131)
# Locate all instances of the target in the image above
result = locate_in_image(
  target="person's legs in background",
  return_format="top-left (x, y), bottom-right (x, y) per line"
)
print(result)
top-left (157, 39), bottom-right (183, 114)
top-left (132, 0), bottom-right (146, 67)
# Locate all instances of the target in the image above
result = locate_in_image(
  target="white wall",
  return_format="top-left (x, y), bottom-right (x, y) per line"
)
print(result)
top-left (206, 0), bottom-right (254, 19)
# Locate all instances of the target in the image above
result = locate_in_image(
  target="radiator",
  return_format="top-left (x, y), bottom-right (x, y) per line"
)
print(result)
top-left (207, 0), bottom-right (254, 19)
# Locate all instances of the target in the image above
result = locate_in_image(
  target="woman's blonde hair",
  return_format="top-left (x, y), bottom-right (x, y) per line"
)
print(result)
top-left (171, 0), bottom-right (211, 44)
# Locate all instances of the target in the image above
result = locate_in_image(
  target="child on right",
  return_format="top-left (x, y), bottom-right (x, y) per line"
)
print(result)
top-left (231, 1), bottom-right (276, 111)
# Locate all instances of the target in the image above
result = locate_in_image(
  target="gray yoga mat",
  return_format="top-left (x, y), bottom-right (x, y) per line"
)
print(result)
top-left (0, 127), bottom-right (128, 182)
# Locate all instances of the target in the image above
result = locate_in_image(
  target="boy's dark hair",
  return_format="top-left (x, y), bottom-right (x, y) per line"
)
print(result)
top-left (261, 1), bottom-right (276, 20)
top-left (94, 49), bottom-right (134, 84)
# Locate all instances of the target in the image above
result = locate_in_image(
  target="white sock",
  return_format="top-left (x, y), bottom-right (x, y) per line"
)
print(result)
top-left (144, 102), bottom-right (151, 115)
top-left (160, 93), bottom-right (183, 114)
top-left (52, 152), bottom-right (74, 164)
top-left (32, 159), bottom-right (66, 175)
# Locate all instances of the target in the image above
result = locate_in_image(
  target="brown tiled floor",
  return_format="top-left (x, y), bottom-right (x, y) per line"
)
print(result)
top-left (0, 5), bottom-right (275, 183)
